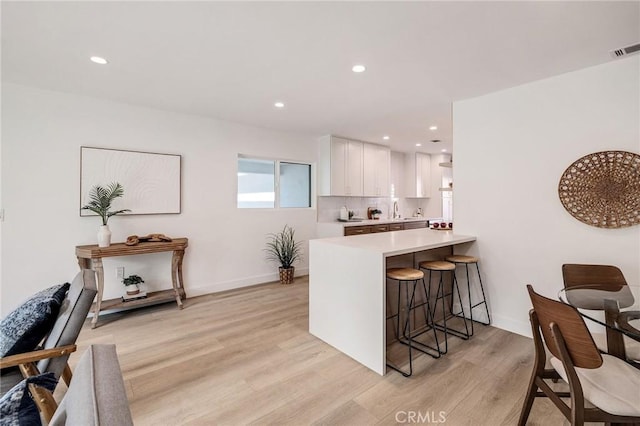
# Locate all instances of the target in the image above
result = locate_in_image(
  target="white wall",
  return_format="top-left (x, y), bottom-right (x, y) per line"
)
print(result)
top-left (453, 57), bottom-right (640, 336)
top-left (1, 83), bottom-right (317, 314)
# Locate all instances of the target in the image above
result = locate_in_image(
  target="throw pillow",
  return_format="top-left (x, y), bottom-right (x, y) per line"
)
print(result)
top-left (0, 372), bottom-right (57, 426)
top-left (0, 283), bottom-right (70, 358)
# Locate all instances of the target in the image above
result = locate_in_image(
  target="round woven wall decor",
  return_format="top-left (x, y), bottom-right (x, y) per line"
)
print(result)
top-left (558, 150), bottom-right (640, 228)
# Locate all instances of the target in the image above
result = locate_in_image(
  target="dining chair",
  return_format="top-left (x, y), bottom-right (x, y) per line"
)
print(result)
top-left (518, 285), bottom-right (640, 426)
top-left (561, 263), bottom-right (627, 289)
top-left (561, 263), bottom-right (640, 362)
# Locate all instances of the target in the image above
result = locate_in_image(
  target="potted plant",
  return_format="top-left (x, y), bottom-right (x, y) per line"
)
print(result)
top-left (81, 182), bottom-right (131, 247)
top-left (265, 225), bottom-right (302, 285)
top-left (123, 274), bottom-right (144, 295)
top-left (371, 208), bottom-right (382, 220)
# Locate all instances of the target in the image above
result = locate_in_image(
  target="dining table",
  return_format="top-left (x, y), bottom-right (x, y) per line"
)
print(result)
top-left (559, 284), bottom-right (640, 363)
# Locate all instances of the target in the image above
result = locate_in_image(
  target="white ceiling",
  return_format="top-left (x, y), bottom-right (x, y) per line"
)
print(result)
top-left (2, 1), bottom-right (639, 154)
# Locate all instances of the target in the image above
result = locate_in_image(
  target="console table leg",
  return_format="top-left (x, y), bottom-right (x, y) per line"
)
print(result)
top-left (91, 258), bottom-right (105, 329)
top-left (171, 251), bottom-right (184, 309)
top-left (77, 257), bottom-right (90, 271)
top-left (177, 250), bottom-right (186, 299)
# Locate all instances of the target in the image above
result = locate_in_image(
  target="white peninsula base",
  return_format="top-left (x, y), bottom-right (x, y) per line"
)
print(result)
top-left (309, 229), bottom-right (476, 375)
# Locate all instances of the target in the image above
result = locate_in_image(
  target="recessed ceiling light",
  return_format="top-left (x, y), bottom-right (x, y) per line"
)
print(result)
top-left (441, 149), bottom-right (447, 152)
top-left (90, 56), bottom-right (108, 65)
top-left (352, 64), bottom-right (366, 73)
top-left (383, 135), bottom-right (390, 140)
top-left (416, 143), bottom-right (422, 147)
top-left (429, 125), bottom-right (438, 131)
top-left (274, 102), bottom-right (285, 108)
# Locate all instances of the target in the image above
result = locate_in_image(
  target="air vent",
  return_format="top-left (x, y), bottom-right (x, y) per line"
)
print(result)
top-left (610, 43), bottom-right (640, 59)
top-left (430, 139), bottom-right (441, 143)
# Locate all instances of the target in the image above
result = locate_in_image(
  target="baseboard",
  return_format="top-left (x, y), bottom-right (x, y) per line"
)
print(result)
top-left (489, 313), bottom-right (531, 338)
top-left (186, 267), bottom-right (310, 298)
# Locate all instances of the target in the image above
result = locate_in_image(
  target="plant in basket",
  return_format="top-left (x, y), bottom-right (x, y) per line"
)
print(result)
top-left (265, 225), bottom-right (302, 285)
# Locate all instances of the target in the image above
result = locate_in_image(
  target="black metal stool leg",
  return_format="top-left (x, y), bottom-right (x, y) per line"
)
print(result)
top-left (420, 277), bottom-right (441, 357)
top-left (465, 263), bottom-right (474, 335)
top-left (451, 272), bottom-right (470, 339)
top-left (474, 262), bottom-right (491, 326)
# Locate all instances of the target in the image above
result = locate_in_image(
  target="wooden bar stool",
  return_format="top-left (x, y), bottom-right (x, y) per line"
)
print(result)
top-left (419, 260), bottom-right (470, 354)
top-left (386, 268), bottom-right (441, 377)
top-left (445, 255), bottom-right (490, 336)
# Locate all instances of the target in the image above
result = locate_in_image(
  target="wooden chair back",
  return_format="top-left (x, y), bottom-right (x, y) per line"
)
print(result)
top-left (38, 270), bottom-right (97, 379)
top-left (526, 285), bottom-right (602, 369)
top-left (561, 264), bottom-right (627, 290)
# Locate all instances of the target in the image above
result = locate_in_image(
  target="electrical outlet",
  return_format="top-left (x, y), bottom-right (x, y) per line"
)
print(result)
top-left (116, 267), bottom-right (125, 280)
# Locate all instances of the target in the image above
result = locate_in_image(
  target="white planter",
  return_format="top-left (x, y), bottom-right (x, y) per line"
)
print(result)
top-left (125, 284), bottom-right (140, 295)
top-left (97, 225), bottom-right (112, 247)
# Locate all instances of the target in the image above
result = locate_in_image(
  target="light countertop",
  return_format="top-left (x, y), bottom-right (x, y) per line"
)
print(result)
top-left (321, 217), bottom-right (429, 227)
top-left (310, 228), bottom-right (475, 257)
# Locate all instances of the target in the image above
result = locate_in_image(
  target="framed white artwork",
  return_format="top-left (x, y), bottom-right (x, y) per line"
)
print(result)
top-left (80, 147), bottom-right (181, 216)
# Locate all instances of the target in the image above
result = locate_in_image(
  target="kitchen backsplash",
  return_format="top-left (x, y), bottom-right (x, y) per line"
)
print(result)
top-left (317, 196), bottom-right (430, 222)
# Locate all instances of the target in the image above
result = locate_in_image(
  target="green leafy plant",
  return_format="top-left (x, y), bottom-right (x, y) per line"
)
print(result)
top-left (81, 182), bottom-right (131, 225)
top-left (265, 225), bottom-right (302, 269)
top-left (123, 275), bottom-right (144, 287)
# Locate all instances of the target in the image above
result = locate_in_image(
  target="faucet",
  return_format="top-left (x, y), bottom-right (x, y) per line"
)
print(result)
top-left (393, 201), bottom-right (399, 219)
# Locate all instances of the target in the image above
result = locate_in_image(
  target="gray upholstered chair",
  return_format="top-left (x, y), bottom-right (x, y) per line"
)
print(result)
top-left (0, 269), bottom-right (97, 394)
top-left (49, 344), bottom-right (133, 425)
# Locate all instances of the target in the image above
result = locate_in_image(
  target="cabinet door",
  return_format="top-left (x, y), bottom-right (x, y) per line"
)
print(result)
top-left (370, 224), bottom-right (389, 233)
top-left (415, 153), bottom-right (431, 198)
top-left (346, 140), bottom-right (363, 196)
top-left (330, 137), bottom-right (348, 196)
top-left (344, 226), bottom-right (371, 236)
top-left (404, 221), bottom-right (427, 229)
top-left (363, 144), bottom-right (390, 196)
top-left (377, 147), bottom-right (390, 196)
top-left (363, 143), bottom-right (376, 196)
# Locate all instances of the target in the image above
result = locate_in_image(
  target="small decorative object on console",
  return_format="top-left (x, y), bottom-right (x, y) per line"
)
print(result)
top-left (123, 274), bottom-right (144, 296)
top-left (125, 234), bottom-right (173, 246)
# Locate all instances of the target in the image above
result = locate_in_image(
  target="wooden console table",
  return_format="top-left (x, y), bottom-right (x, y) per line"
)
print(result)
top-left (76, 238), bottom-right (188, 328)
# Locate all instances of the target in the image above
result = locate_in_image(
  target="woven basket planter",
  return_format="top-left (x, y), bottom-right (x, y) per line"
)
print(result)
top-left (279, 267), bottom-right (295, 285)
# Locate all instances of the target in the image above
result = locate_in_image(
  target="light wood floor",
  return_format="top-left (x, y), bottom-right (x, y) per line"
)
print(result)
top-left (70, 276), bottom-right (574, 425)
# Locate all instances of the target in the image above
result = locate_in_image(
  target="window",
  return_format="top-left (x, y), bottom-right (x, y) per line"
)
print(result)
top-left (237, 156), bottom-right (312, 209)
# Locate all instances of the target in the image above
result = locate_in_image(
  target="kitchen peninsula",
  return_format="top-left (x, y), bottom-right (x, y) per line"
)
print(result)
top-left (309, 229), bottom-right (476, 375)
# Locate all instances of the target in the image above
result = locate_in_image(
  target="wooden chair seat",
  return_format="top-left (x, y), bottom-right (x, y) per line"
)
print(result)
top-left (445, 255), bottom-right (479, 264)
top-left (386, 268), bottom-right (424, 281)
top-left (418, 261), bottom-right (456, 271)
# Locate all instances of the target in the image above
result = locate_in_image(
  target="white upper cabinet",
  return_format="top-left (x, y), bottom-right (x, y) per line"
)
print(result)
top-left (363, 143), bottom-right (390, 197)
top-left (318, 136), bottom-right (363, 196)
top-left (404, 152), bottom-right (432, 198)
